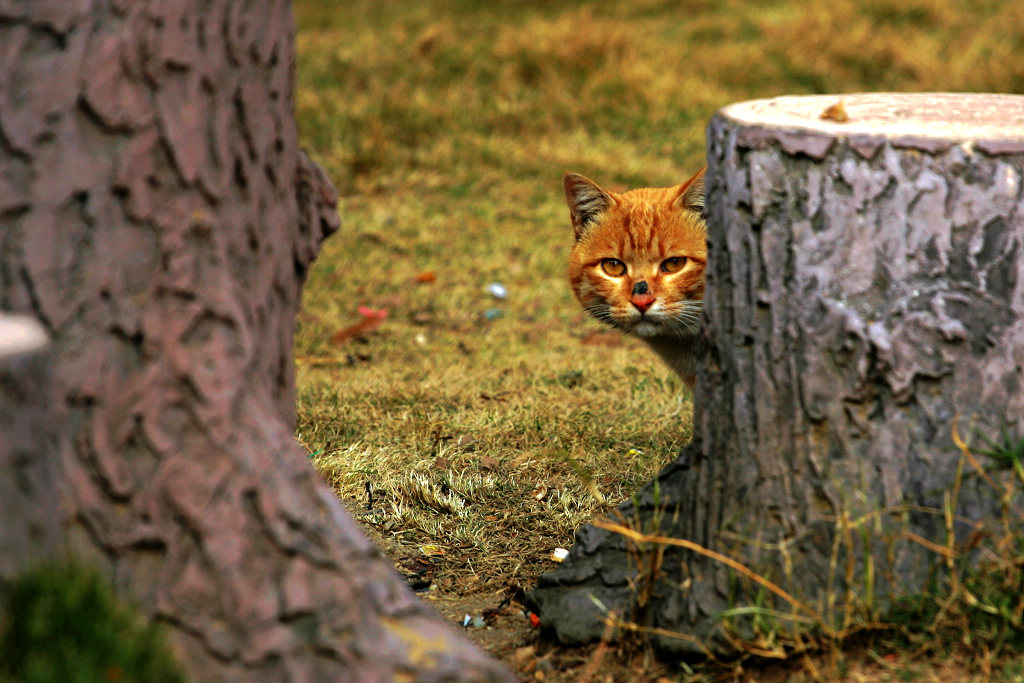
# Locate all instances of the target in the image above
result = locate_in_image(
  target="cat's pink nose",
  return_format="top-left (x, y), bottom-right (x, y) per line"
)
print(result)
top-left (631, 294), bottom-right (656, 313)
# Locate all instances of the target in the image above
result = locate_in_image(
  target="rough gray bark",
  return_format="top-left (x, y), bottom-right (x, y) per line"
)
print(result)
top-left (0, 2), bottom-right (511, 680)
top-left (530, 93), bottom-right (1024, 655)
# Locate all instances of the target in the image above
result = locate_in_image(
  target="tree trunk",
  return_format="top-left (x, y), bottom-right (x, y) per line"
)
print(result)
top-left (0, 2), bottom-right (511, 680)
top-left (0, 315), bottom-right (63, 579)
top-left (530, 93), bottom-right (1024, 655)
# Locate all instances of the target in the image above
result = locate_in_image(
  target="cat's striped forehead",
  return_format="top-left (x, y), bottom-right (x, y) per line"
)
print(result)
top-left (587, 188), bottom-right (705, 261)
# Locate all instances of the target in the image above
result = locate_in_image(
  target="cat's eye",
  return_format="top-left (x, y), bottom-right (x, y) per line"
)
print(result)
top-left (661, 257), bottom-right (688, 273)
top-left (601, 258), bottom-right (627, 277)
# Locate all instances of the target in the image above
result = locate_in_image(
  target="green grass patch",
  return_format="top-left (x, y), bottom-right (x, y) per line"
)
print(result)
top-left (0, 560), bottom-right (184, 683)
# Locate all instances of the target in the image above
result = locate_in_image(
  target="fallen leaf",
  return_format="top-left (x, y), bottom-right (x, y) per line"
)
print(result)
top-left (820, 99), bottom-right (849, 122)
top-left (330, 307), bottom-right (388, 345)
top-left (357, 305), bottom-right (387, 318)
top-left (532, 484), bottom-right (548, 502)
top-left (414, 270), bottom-right (436, 283)
top-left (480, 455), bottom-right (500, 470)
top-left (433, 457), bottom-right (450, 471)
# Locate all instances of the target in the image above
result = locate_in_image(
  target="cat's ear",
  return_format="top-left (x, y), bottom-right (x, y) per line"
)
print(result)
top-left (672, 167), bottom-right (705, 219)
top-left (564, 173), bottom-right (614, 239)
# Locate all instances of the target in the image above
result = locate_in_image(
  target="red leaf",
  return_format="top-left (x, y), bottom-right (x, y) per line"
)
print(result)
top-left (330, 307), bottom-right (388, 345)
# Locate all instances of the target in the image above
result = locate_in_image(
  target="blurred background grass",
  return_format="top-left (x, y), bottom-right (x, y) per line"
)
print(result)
top-left (292, 0), bottom-right (1024, 581)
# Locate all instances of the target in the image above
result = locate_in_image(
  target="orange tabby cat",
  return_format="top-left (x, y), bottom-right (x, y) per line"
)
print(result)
top-left (565, 168), bottom-right (706, 388)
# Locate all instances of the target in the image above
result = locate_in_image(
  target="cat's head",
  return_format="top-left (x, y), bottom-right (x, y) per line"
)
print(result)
top-left (565, 168), bottom-right (706, 339)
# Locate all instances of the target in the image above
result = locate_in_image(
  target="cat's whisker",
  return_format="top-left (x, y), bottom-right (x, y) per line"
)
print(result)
top-left (584, 304), bottom-right (619, 328)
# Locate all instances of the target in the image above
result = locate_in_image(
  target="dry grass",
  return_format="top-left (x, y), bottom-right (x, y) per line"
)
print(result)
top-left (296, 312), bottom-right (690, 582)
top-left (292, 0), bottom-right (1024, 678)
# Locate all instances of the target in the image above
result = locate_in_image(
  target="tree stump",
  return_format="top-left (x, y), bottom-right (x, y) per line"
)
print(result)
top-left (530, 93), bottom-right (1024, 655)
top-left (0, 2), bottom-right (511, 680)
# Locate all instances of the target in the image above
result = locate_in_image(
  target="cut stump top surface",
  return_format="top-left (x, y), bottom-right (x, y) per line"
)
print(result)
top-left (0, 314), bottom-right (48, 360)
top-left (719, 92), bottom-right (1024, 157)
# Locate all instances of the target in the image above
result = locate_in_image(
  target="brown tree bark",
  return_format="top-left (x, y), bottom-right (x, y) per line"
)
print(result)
top-left (530, 93), bottom-right (1024, 655)
top-left (0, 2), bottom-right (511, 680)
